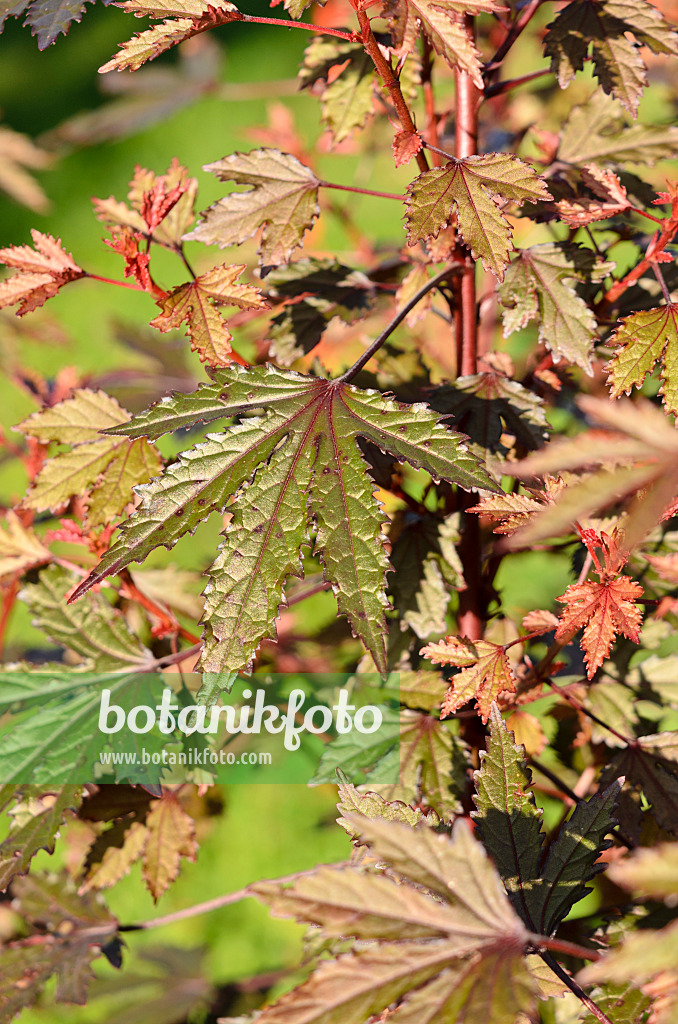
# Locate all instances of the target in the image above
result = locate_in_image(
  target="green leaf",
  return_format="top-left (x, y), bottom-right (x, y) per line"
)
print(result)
top-left (21, 565), bottom-right (151, 670)
top-left (385, 0), bottom-right (502, 88)
top-left (525, 781), bottom-right (621, 935)
top-left (336, 778), bottom-right (442, 837)
top-left (544, 0), bottom-right (678, 116)
top-left (557, 89), bottom-right (678, 166)
top-left (600, 732), bottom-right (678, 838)
top-left (18, 388), bottom-right (162, 525)
top-left (266, 259), bottom-right (375, 366)
top-left (310, 705), bottom-right (402, 785)
top-left (185, 149), bottom-right (321, 271)
top-left (0, 0), bottom-right (114, 48)
top-left (71, 364), bottom-right (498, 675)
top-left (99, 0), bottom-right (241, 72)
top-left (0, 873), bottom-right (118, 1021)
top-left (431, 372), bottom-right (550, 455)
top-left (299, 39), bottom-right (375, 144)
top-left (472, 705), bottom-right (544, 928)
top-left (405, 155), bottom-right (551, 280)
top-left (0, 786), bottom-right (83, 892)
top-left (498, 243), bottom-right (612, 372)
top-left (606, 304), bottom-right (678, 414)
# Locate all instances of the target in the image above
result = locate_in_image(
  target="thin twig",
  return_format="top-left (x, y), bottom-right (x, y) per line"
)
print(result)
top-left (651, 261), bottom-right (673, 303)
top-left (119, 861), bottom-right (351, 931)
top-left (337, 265), bottom-right (460, 383)
top-left (528, 934), bottom-right (601, 962)
top-left (320, 181), bottom-right (405, 201)
top-left (539, 952), bottom-right (614, 1024)
top-left (484, 0), bottom-right (545, 74)
top-left (484, 68), bottom-right (552, 98)
top-left (241, 15), bottom-right (358, 41)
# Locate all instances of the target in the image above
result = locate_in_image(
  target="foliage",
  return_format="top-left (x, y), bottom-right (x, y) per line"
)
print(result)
top-left (2, 2), bottom-right (678, 1024)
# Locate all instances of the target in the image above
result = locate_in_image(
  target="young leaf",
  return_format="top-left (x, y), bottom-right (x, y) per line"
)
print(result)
top-left (99, 0), bottom-right (242, 72)
top-left (472, 705), bottom-right (544, 928)
top-left (94, 159), bottom-right (198, 247)
top-left (556, 164), bottom-right (631, 226)
top-left (150, 263), bottom-right (267, 366)
top-left (0, 786), bottom-right (83, 892)
top-left (0, 511), bottom-right (50, 579)
top-left (405, 155), bottom-right (551, 280)
top-left (525, 780), bottom-right (621, 935)
top-left (70, 364), bottom-right (498, 675)
top-left (420, 637), bottom-right (518, 722)
top-left (21, 564), bottom-right (151, 670)
top-left (556, 574), bottom-right (643, 680)
top-left (497, 243), bottom-right (612, 372)
top-left (605, 304), bottom-right (678, 415)
top-left (142, 791), bottom-right (198, 901)
top-left (0, 230), bottom-right (84, 314)
top-left (185, 148), bottom-right (321, 271)
top-left (544, 0), bottom-right (678, 116)
top-left (299, 39), bottom-right (375, 145)
top-left (386, 0), bottom-right (503, 88)
top-left (18, 388), bottom-right (162, 525)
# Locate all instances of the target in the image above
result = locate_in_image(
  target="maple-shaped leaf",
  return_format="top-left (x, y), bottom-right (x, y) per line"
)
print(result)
top-left (94, 159), bottom-right (198, 248)
top-left (388, 509), bottom-right (463, 639)
top-left (0, 124), bottom-right (53, 212)
top-left (99, 0), bottom-right (242, 72)
top-left (0, 511), bottom-right (51, 579)
top-left (524, 781), bottom-right (621, 936)
top-left (21, 564), bottom-right (152, 670)
top-left (0, 229), bottom-right (85, 315)
top-left (497, 243), bottom-right (612, 371)
top-left (599, 731), bottom-right (678, 838)
top-left (405, 155), bottom-right (551, 280)
top-left (105, 227), bottom-right (154, 291)
top-left (252, 818), bottom-right (534, 1024)
top-left (556, 163), bottom-right (631, 226)
top-left (70, 364), bottom-right (497, 675)
top-left (18, 388), bottom-right (162, 526)
top-left (316, 709), bottom-right (468, 819)
top-left (142, 791), bottom-right (198, 901)
top-left (299, 39), bottom-right (376, 145)
top-left (185, 148), bottom-right (321, 271)
top-left (150, 263), bottom-right (267, 366)
top-left (469, 478), bottom-right (564, 536)
top-left (430, 371), bottom-right (550, 456)
top-left (266, 257), bottom-right (375, 364)
top-left (556, 531), bottom-right (643, 679)
top-left (605, 304), bottom-right (678, 415)
top-left (557, 89), bottom-right (678, 167)
top-left (385, 0), bottom-right (503, 89)
top-left (472, 705), bottom-right (544, 927)
top-left (0, 786), bottom-right (83, 892)
top-left (544, 0), bottom-right (678, 117)
top-left (0, 872), bottom-right (119, 1021)
top-left (0, 0), bottom-right (116, 48)
top-left (420, 636), bottom-right (518, 721)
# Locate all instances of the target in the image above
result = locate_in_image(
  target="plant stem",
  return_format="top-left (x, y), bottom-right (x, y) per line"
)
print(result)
top-left (529, 758), bottom-right (580, 804)
top-left (320, 181), bottom-right (405, 201)
top-left (547, 678), bottom-right (634, 745)
top-left (83, 273), bottom-right (144, 291)
top-left (421, 38), bottom-right (442, 166)
top-left (337, 265), bottom-right (460, 383)
top-left (651, 261), bottom-right (673, 303)
top-left (484, 68), bottom-right (552, 99)
top-left (484, 0), bottom-right (545, 75)
top-left (598, 213), bottom-right (675, 309)
top-left (353, 4), bottom-right (429, 173)
top-left (120, 861), bottom-right (351, 931)
top-left (241, 15), bottom-right (358, 41)
top-left (528, 935), bottom-right (601, 962)
top-left (539, 952), bottom-right (614, 1024)
top-left (454, 17), bottom-right (483, 642)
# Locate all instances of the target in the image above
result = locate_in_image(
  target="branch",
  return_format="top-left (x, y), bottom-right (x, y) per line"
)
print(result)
top-left (241, 15), bottom-right (358, 41)
top-left (353, 5), bottom-right (429, 173)
top-left (320, 181), bottom-right (405, 201)
top-left (484, 0), bottom-right (545, 75)
top-left (119, 861), bottom-right (351, 931)
top-left (539, 952), bottom-right (614, 1024)
top-left (528, 935), bottom-right (602, 962)
top-left (337, 264), bottom-right (460, 383)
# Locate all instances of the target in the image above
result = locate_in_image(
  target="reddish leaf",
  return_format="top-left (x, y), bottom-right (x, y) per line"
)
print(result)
top-left (105, 227), bottom-right (153, 291)
top-left (420, 637), bottom-right (518, 722)
top-left (392, 131), bottom-right (423, 168)
top-left (0, 230), bottom-right (84, 315)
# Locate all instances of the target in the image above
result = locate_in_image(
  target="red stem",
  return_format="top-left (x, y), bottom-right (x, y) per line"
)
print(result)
top-left (484, 0), bottom-right (545, 74)
top-left (454, 16), bottom-right (482, 642)
top-left (241, 15), bottom-right (358, 41)
top-left (84, 273), bottom-right (144, 291)
top-left (320, 181), bottom-right (405, 201)
top-left (529, 935), bottom-right (601, 962)
top-left (353, 4), bottom-right (429, 173)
